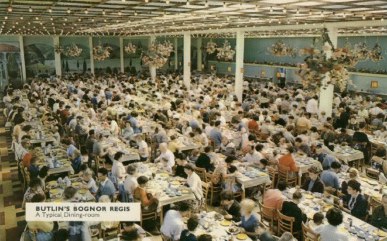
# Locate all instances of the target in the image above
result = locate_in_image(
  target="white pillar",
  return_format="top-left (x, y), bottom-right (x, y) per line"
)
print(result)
top-left (197, 38), bottom-right (202, 71)
top-left (183, 33), bottom-right (191, 89)
top-left (174, 38), bottom-right (178, 71)
top-left (235, 31), bottom-right (245, 102)
top-left (319, 27), bottom-right (338, 117)
top-left (89, 37), bottom-right (95, 75)
top-left (53, 36), bottom-right (61, 77)
top-left (19, 36), bottom-right (26, 81)
top-left (119, 37), bottom-right (124, 73)
top-left (149, 35), bottom-right (156, 47)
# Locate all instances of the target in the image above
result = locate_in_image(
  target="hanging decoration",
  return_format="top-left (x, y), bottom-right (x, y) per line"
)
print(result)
top-left (206, 41), bottom-right (217, 54)
top-left (141, 41), bottom-right (174, 69)
top-left (64, 44), bottom-right (83, 57)
top-left (298, 28), bottom-right (356, 92)
top-left (93, 44), bottom-right (112, 61)
top-left (353, 42), bottom-right (369, 61)
top-left (216, 40), bottom-right (235, 61)
top-left (124, 43), bottom-right (137, 54)
top-left (54, 44), bottom-right (64, 54)
top-left (369, 43), bottom-right (384, 62)
top-left (267, 40), bottom-right (297, 57)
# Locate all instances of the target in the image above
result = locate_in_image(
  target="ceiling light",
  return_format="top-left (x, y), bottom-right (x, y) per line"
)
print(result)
top-left (205, 0), bottom-right (208, 7)
top-left (223, 2), bottom-right (226, 8)
top-left (50, 17), bottom-right (53, 21)
top-left (35, 17), bottom-right (39, 20)
top-left (29, 7), bottom-right (33, 12)
top-left (166, 0), bottom-right (170, 4)
top-left (85, 9), bottom-right (88, 14)
top-left (67, 8), bottom-right (71, 14)
top-left (255, 5), bottom-right (259, 11)
top-left (362, 15), bottom-right (366, 20)
top-left (20, 17), bottom-right (23, 20)
top-left (372, 17), bottom-right (375, 20)
top-left (78, 18), bottom-right (81, 21)
top-left (270, 6), bottom-right (273, 13)
top-left (186, 0), bottom-right (190, 6)
top-left (145, 0), bottom-right (149, 2)
top-left (283, 8), bottom-right (286, 13)
top-left (102, 10), bottom-right (106, 15)
top-left (382, 18), bottom-right (384, 21)
top-left (48, 8), bottom-right (52, 13)
top-left (122, 0), bottom-right (125, 2)
top-left (4, 16), bottom-right (8, 20)
top-left (7, 6), bottom-right (12, 12)
top-left (134, 11), bottom-right (138, 16)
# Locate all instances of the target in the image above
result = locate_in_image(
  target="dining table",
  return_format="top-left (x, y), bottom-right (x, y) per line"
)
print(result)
top-left (284, 188), bottom-right (387, 241)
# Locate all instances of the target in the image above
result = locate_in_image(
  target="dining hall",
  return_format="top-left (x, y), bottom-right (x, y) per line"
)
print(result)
top-left (0, 0), bottom-right (387, 241)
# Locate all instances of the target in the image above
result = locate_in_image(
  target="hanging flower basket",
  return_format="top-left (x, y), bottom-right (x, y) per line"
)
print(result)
top-left (93, 44), bottom-right (112, 61)
top-left (124, 43), bottom-right (137, 55)
top-left (216, 40), bottom-right (235, 61)
top-left (141, 41), bottom-right (173, 69)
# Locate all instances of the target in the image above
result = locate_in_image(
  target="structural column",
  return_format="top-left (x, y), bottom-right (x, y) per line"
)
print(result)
top-left (19, 36), bottom-right (26, 81)
top-left (197, 38), bottom-right (202, 71)
top-left (319, 26), bottom-right (338, 117)
top-left (53, 36), bottom-right (61, 77)
top-left (119, 37), bottom-right (124, 73)
top-left (89, 37), bottom-right (95, 75)
top-left (149, 35), bottom-right (156, 46)
top-left (183, 33), bottom-right (191, 89)
top-left (174, 38), bottom-right (178, 71)
top-left (235, 30), bottom-right (245, 102)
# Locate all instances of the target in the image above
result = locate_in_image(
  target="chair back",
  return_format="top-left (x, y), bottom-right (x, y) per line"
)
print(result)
top-left (194, 166), bottom-right (207, 181)
top-left (277, 164), bottom-right (297, 187)
top-left (258, 201), bottom-right (276, 229)
top-left (201, 181), bottom-right (210, 211)
top-left (277, 210), bottom-right (295, 236)
top-left (268, 166), bottom-right (278, 188)
top-left (302, 222), bottom-right (320, 241)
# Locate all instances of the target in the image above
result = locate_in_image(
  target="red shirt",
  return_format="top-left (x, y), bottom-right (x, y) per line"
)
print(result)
top-left (278, 153), bottom-right (298, 172)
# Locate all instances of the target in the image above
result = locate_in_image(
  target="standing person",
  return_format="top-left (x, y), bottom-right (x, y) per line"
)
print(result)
top-left (85, 129), bottom-right (96, 168)
top-left (184, 164), bottom-right (203, 202)
top-left (306, 96), bottom-right (318, 115)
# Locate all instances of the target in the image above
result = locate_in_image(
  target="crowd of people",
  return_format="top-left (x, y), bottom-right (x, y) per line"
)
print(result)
top-left (3, 71), bottom-right (387, 241)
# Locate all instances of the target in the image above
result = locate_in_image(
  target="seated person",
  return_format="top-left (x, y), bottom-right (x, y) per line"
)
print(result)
top-left (180, 215), bottom-right (199, 241)
top-left (121, 229), bottom-right (142, 241)
top-left (70, 149), bottom-right (82, 174)
top-left (340, 180), bottom-right (368, 220)
top-left (121, 221), bottom-right (145, 235)
top-left (320, 161), bottom-right (341, 191)
top-left (96, 167), bottom-right (116, 200)
top-left (257, 159), bottom-right (269, 173)
top-left (263, 181), bottom-right (286, 216)
top-left (302, 166), bottom-right (324, 194)
top-left (308, 212), bottom-right (325, 232)
top-left (133, 176), bottom-right (159, 212)
top-left (341, 168), bottom-right (359, 195)
top-left (174, 156), bottom-right (188, 178)
top-left (220, 191), bottom-right (241, 222)
top-left (23, 178), bottom-right (45, 208)
top-left (161, 202), bottom-right (192, 241)
top-left (81, 168), bottom-right (98, 194)
top-left (197, 234), bottom-right (212, 241)
top-left (370, 193), bottom-right (387, 230)
top-left (281, 191), bottom-right (307, 234)
top-left (29, 156), bottom-right (40, 179)
top-left (239, 199), bottom-right (260, 239)
top-left (195, 146), bottom-right (215, 172)
top-left (315, 208), bottom-right (349, 241)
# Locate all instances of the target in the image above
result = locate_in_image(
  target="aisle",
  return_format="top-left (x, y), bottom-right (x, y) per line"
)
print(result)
top-left (0, 120), bottom-right (25, 241)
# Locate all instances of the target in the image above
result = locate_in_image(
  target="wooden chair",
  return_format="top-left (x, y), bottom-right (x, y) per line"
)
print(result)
top-left (277, 164), bottom-right (297, 188)
top-left (277, 210), bottom-right (298, 237)
top-left (194, 167), bottom-right (207, 182)
top-left (367, 196), bottom-right (383, 222)
top-left (258, 201), bottom-right (276, 231)
top-left (268, 166), bottom-right (278, 189)
top-left (223, 175), bottom-right (244, 200)
top-left (101, 222), bottom-right (120, 239)
top-left (208, 183), bottom-right (223, 206)
top-left (201, 181), bottom-right (210, 211)
top-left (19, 162), bottom-right (27, 192)
top-left (365, 168), bottom-right (380, 180)
top-left (302, 222), bottom-right (320, 241)
top-left (141, 209), bottom-right (161, 228)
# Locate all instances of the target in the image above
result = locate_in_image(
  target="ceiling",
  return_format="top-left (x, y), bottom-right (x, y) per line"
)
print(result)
top-left (0, 0), bottom-right (387, 36)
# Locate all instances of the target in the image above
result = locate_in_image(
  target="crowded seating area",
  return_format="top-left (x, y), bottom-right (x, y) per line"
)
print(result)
top-left (2, 71), bottom-right (387, 241)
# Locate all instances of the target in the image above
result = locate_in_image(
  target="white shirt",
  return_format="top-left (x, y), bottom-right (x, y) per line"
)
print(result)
top-left (86, 178), bottom-right (98, 193)
top-left (160, 210), bottom-right (185, 240)
top-left (123, 175), bottom-right (138, 195)
top-left (306, 98), bottom-right (318, 114)
top-left (111, 160), bottom-right (126, 180)
top-left (155, 150), bottom-right (175, 169)
top-left (138, 140), bottom-right (149, 158)
top-left (315, 224), bottom-right (349, 241)
top-left (187, 172), bottom-right (203, 200)
top-left (110, 120), bottom-right (120, 135)
top-left (242, 150), bottom-right (263, 164)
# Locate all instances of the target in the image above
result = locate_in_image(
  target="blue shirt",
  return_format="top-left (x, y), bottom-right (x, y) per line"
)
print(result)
top-left (321, 170), bottom-right (340, 190)
top-left (241, 214), bottom-right (259, 233)
top-left (209, 128), bottom-right (222, 147)
top-left (307, 180), bottom-right (315, 191)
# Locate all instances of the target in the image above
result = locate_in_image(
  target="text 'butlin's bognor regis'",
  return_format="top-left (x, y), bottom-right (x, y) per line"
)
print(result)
top-left (36, 206), bottom-right (131, 212)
